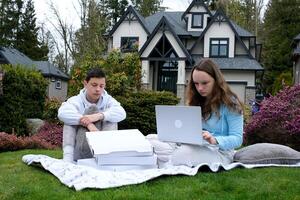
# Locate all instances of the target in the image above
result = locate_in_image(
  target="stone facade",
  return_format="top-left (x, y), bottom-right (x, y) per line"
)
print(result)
top-left (176, 84), bottom-right (186, 105)
top-left (245, 86), bottom-right (256, 105)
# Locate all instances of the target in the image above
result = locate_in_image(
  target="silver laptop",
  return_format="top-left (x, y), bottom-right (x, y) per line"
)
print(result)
top-left (155, 105), bottom-right (203, 145)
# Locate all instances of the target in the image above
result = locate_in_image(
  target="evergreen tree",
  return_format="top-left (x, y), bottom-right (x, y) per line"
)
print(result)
top-left (207, 0), bottom-right (264, 37)
top-left (132, 0), bottom-right (162, 17)
top-left (0, 0), bottom-right (23, 46)
top-left (108, 0), bottom-right (128, 24)
top-left (262, 0), bottom-right (300, 94)
top-left (16, 0), bottom-right (48, 60)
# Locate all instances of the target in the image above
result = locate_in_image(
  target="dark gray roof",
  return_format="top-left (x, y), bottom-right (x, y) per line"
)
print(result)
top-left (230, 20), bottom-right (254, 37)
top-left (0, 47), bottom-right (34, 67)
top-left (0, 47), bottom-right (69, 80)
top-left (145, 12), bottom-right (201, 37)
top-left (144, 11), bottom-right (255, 38)
top-left (134, 8), bottom-right (148, 30)
top-left (34, 61), bottom-right (69, 80)
top-left (109, 6), bottom-right (150, 36)
top-left (193, 56), bottom-right (264, 71)
top-left (294, 33), bottom-right (300, 40)
top-left (181, 0), bottom-right (212, 20)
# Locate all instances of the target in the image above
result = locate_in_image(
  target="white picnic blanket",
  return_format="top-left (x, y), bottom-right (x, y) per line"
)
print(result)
top-left (22, 154), bottom-right (300, 191)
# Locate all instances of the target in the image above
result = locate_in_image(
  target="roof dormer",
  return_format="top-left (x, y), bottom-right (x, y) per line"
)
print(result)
top-left (181, 0), bottom-right (212, 32)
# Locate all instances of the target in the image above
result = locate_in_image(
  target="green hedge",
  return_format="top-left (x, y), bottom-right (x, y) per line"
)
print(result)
top-left (0, 65), bottom-right (47, 135)
top-left (116, 90), bottom-right (180, 135)
top-left (42, 98), bottom-right (63, 123)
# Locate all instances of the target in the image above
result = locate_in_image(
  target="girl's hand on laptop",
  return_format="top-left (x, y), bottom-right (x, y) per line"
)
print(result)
top-left (202, 131), bottom-right (217, 145)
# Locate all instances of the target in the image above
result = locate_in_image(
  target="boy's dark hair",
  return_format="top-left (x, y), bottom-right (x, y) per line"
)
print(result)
top-left (85, 68), bottom-right (106, 82)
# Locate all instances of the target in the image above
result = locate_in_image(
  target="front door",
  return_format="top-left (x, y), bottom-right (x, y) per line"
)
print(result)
top-left (157, 60), bottom-right (178, 94)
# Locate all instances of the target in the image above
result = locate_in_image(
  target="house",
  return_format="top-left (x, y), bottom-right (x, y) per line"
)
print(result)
top-left (107, 0), bottom-right (263, 104)
top-left (0, 47), bottom-right (69, 101)
top-left (292, 33), bottom-right (300, 85)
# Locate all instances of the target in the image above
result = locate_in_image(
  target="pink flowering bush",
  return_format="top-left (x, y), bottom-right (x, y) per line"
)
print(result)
top-left (0, 132), bottom-right (54, 152)
top-left (34, 122), bottom-right (63, 147)
top-left (244, 85), bottom-right (300, 151)
top-left (0, 122), bottom-right (62, 152)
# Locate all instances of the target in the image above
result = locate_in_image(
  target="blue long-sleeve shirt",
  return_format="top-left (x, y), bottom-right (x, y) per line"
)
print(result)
top-left (202, 104), bottom-right (243, 151)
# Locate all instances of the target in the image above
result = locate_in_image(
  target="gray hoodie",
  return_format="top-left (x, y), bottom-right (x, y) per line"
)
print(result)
top-left (58, 89), bottom-right (126, 125)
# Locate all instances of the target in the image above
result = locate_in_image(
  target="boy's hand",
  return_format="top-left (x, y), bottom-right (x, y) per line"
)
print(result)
top-left (80, 113), bottom-right (104, 126)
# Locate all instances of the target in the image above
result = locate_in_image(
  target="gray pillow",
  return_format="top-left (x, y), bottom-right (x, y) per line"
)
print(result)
top-left (233, 143), bottom-right (300, 165)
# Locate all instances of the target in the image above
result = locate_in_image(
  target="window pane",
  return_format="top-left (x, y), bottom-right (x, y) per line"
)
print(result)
top-left (193, 14), bottom-right (202, 27)
top-left (220, 45), bottom-right (228, 56)
top-left (211, 40), bottom-right (219, 44)
top-left (211, 45), bottom-right (219, 56)
top-left (220, 40), bottom-right (228, 45)
top-left (121, 37), bottom-right (139, 52)
top-left (56, 80), bottom-right (62, 89)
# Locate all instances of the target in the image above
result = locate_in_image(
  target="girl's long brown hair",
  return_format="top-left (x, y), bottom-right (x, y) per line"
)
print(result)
top-left (186, 59), bottom-right (243, 119)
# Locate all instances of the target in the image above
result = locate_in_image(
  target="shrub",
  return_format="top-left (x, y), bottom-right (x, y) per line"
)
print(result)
top-left (0, 132), bottom-right (54, 152)
top-left (43, 98), bottom-right (63, 123)
top-left (244, 85), bottom-right (300, 151)
top-left (271, 70), bottom-right (293, 95)
top-left (68, 58), bottom-right (102, 96)
top-left (35, 122), bottom-right (63, 147)
top-left (243, 104), bottom-right (252, 125)
top-left (68, 50), bottom-right (141, 97)
top-left (116, 90), bottom-right (180, 135)
top-left (106, 72), bottom-right (130, 96)
top-left (0, 122), bottom-right (62, 152)
top-left (0, 64), bottom-right (47, 135)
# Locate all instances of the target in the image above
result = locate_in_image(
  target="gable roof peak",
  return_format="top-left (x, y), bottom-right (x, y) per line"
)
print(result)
top-left (181, 0), bottom-right (211, 20)
top-left (139, 15), bottom-right (192, 64)
top-left (108, 5), bottom-right (149, 36)
top-left (214, 8), bottom-right (226, 16)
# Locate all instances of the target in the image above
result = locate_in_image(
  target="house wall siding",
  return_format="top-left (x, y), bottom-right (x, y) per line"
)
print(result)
top-left (242, 39), bottom-right (249, 49)
top-left (235, 40), bottom-right (248, 55)
top-left (222, 70), bottom-right (255, 86)
top-left (204, 22), bottom-right (235, 57)
top-left (112, 21), bottom-right (148, 51)
top-left (190, 39), bottom-right (204, 54)
top-left (108, 38), bottom-right (113, 52)
top-left (47, 79), bottom-right (68, 101)
top-left (228, 83), bottom-right (246, 102)
top-left (185, 38), bottom-right (198, 50)
top-left (141, 31), bottom-right (163, 57)
top-left (165, 32), bottom-right (186, 57)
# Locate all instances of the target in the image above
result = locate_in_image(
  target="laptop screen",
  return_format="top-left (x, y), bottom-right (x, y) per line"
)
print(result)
top-left (155, 105), bottom-right (203, 145)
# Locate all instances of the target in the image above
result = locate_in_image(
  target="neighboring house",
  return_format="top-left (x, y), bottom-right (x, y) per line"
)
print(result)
top-left (0, 47), bottom-right (69, 101)
top-left (107, 0), bottom-right (263, 104)
top-left (292, 33), bottom-right (300, 85)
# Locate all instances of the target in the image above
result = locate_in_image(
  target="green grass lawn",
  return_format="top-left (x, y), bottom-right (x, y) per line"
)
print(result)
top-left (0, 149), bottom-right (299, 200)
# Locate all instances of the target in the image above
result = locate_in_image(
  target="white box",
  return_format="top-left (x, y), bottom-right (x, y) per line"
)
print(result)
top-left (95, 154), bottom-right (157, 165)
top-left (77, 158), bottom-right (157, 171)
top-left (86, 129), bottom-right (153, 157)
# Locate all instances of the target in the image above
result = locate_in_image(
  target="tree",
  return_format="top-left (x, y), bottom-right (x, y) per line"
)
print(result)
top-left (0, 0), bottom-right (23, 46)
top-left (16, 0), bottom-right (48, 60)
top-left (132, 0), bottom-right (162, 17)
top-left (48, 0), bottom-right (77, 73)
top-left (107, 0), bottom-right (128, 24)
top-left (207, 0), bottom-right (264, 37)
top-left (262, 0), bottom-right (300, 94)
top-left (73, 0), bottom-right (109, 64)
